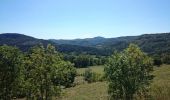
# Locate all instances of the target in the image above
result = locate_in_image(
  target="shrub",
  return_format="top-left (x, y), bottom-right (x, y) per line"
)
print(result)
top-left (83, 68), bottom-right (102, 83)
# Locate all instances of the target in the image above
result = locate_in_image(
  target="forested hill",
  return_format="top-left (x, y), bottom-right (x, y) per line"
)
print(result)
top-left (50, 33), bottom-right (170, 55)
top-left (0, 33), bottom-right (107, 55)
top-left (102, 33), bottom-right (170, 55)
top-left (0, 32), bottom-right (170, 56)
top-left (50, 36), bottom-right (107, 46)
top-left (0, 33), bottom-right (55, 51)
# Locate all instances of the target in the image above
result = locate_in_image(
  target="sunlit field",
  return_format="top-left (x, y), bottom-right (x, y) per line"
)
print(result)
top-left (76, 65), bottom-right (104, 75)
top-left (58, 65), bottom-right (170, 100)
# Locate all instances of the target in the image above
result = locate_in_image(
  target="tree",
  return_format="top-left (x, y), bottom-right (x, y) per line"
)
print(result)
top-left (52, 61), bottom-right (76, 88)
top-left (105, 44), bottom-right (153, 100)
top-left (24, 44), bottom-right (76, 99)
top-left (24, 45), bottom-right (47, 99)
top-left (0, 45), bottom-right (23, 99)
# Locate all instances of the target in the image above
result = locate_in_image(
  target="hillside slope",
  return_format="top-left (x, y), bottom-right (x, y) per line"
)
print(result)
top-left (50, 33), bottom-right (170, 55)
top-left (1, 32), bottom-right (170, 56)
top-left (0, 33), bottom-right (107, 55)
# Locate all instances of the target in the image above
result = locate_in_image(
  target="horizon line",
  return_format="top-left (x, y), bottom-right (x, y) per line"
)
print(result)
top-left (0, 32), bottom-right (170, 40)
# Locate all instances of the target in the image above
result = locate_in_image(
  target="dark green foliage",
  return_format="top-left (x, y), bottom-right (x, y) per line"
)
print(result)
top-left (0, 33), bottom-right (55, 52)
top-left (0, 45), bottom-right (23, 99)
top-left (153, 55), bottom-right (162, 67)
top-left (105, 44), bottom-right (153, 100)
top-left (50, 36), bottom-right (107, 46)
top-left (0, 33), bottom-right (109, 56)
top-left (64, 54), bottom-right (106, 68)
top-left (154, 59), bottom-right (162, 67)
top-left (161, 53), bottom-right (170, 64)
top-left (58, 44), bottom-right (109, 56)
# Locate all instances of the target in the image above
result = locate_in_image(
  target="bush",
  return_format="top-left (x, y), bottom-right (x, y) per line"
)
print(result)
top-left (83, 68), bottom-right (103, 83)
top-left (154, 58), bottom-right (162, 67)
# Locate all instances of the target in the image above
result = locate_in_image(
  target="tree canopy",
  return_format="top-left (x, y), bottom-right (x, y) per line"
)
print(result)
top-left (105, 44), bottom-right (153, 100)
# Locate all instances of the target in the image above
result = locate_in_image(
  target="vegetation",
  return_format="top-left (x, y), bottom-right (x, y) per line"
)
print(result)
top-left (64, 54), bottom-right (106, 68)
top-left (60, 65), bottom-right (170, 100)
top-left (1, 33), bottom-right (170, 62)
top-left (151, 65), bottom-right (170, 100)
top-left (0, 44), bottom-right (76, 99)
top-left (76, 65), bottom-right (104, 75)
top-left (1, 33), bottom-right (170, 99)
top-left (105, 44), bottom-right (153, 100)
top-left (83, 68), bottom-right (103, 83)
top-left (60, 82), bottom-right (108, 100)
top-left (0, 45), bottom-right (23, 99)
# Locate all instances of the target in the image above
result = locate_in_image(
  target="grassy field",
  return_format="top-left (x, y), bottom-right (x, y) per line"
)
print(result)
top-left (150, 65), bottom-right (170, 100)
top-left (59, 65), bottom-right (170, 100)
top-left (59, 82), bottom-right (108, 100)
top-left (76, 65), bottom-right (104, 75)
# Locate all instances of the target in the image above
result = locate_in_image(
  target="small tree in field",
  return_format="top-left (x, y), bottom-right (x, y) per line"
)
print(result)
top-left (105, 44), bottom-right (153, 100)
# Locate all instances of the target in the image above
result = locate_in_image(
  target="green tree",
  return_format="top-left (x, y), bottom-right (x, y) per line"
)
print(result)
top-left (0, 45), bottom-right (23, 99)
top-left (105, 44), bottom-right (153, 100)
top-left (24, 44), bottom-right (61, 99)
top-left (24, 45), bottom-right (45, 99)
top-left (52, 61), bottom-right (76, 88)
top-left (24, 44), bottom-right (76, 99)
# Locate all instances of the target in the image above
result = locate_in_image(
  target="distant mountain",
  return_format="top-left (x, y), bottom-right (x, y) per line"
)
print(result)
top-left (98, 33), bottom-right (170, 55)
top-left (1, 32), bottom-right (170, 56)
top-left (0, 33), bottom-right (107, 55)
top-left (0, 33), bottom-right (53, 51)
top-left (50, 36), bottom-right (107, 47)
top-left (50, 32), bottom-right (170, 55)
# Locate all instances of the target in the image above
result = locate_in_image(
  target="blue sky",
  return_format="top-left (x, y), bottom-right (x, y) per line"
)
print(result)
top-left (0, 0), bottom-right (169, 39)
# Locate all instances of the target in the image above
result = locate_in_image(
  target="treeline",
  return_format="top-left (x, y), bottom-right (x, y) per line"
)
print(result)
top-left (0, 44), bottom-right (76, 99)
top-left (152, 54), bottom-right (170, 66)
top-left (64, 54), bottom-right (107, 68)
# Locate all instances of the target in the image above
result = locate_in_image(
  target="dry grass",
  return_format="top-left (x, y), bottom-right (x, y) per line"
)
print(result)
top-left (150, 64), bottom-right (170, 100)
top-left (58, 82), bottom-right (108, 100)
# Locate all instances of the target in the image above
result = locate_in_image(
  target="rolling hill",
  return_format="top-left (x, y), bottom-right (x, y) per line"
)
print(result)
top-left (50, 36), bottom-right (107, 47)
top-left (50, 32), bottom-right (170, 55)
top-left (0, 32), bottom-right (170, 56)
top-left (0, 33), bottom-right (107, 55)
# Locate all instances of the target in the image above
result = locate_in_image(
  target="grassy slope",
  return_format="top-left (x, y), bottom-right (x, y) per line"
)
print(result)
top-left (60, 65), bottom-right (170, 100)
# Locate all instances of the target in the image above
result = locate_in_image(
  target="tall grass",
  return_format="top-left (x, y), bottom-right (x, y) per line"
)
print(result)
top-left (150, 64), bottom-right (170, 100)
top-left (151, 83), bottom-right (170, 100)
